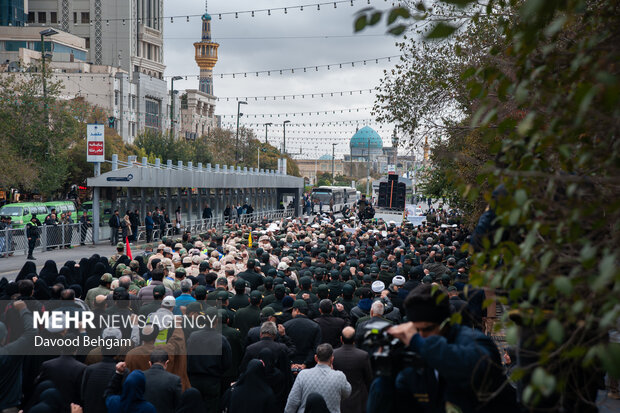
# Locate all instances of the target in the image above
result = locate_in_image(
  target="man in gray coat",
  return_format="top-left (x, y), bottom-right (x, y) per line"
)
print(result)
top-left (285, 343), bottom-right (352, 413)
top-left (333, 327), bottom-right (373, 413)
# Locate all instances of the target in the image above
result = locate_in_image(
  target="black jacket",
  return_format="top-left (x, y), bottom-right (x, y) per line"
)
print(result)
top-left (143, 364), bottom-right (182, 413)
top-left (315, 314), bottom-right (346, 348)
top-left (202, 208), bottom-right (212, 219)
top-left (239, 337), bottom-right (292, 387)
top-left (80, 356), bottom-right (118, 413)
top-left (282, 315), bottom-right (322, 366)
top-left (36, 355), bottom-right (86, 408)
top-left (333, 343), bottom-right (373, 413)
top-left (237, 270), bottom-right (263, 290)
top-left (186, 330), bottom-right (232, 378)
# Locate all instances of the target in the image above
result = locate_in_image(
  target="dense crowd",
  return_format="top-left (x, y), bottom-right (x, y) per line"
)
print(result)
top-left (0, 210), bottom-right (525, 413)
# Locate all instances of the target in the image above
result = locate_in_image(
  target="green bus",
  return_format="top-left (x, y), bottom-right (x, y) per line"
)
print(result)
top-left (0, 202), bottom-right (48, 228)
top-left (81, 200), bottom-right (113, 224)
top-left (44, 201), bottom-right (77, 217)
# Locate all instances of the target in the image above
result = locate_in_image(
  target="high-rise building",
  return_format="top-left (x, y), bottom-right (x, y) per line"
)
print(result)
top-left (19, 0), bottom-right (175, 143)
top-left (1, 0), bottom-right (27, 26)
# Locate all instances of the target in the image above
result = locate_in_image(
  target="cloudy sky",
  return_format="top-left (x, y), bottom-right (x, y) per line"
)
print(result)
top-left (163, 0), bottom-right (402, 159)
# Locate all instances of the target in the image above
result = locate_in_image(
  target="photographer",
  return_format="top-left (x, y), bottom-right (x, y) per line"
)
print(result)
top-left (367, 284), bottom-right (518, 413)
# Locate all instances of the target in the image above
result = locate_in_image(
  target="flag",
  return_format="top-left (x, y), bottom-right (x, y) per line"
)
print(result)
top-left (125, 236), bottom-right (132, 260)
top-left (248, 232), bottom-right (253, 248)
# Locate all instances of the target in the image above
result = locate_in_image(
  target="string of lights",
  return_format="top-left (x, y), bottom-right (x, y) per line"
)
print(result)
top-left (100, 0), bottom-right (401, 24)
top-left (217, 88), bottom-right (375, 101)
top-left (165, 55), bottom-right (400, 79)
top-left (219, 106), bottom-right (373, 118)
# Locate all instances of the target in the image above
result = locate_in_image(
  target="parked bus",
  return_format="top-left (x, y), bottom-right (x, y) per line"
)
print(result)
top-left (311, 186), bottom-right (357, 214)
top-left (81, 200), bottom-right (113, 224)
top-left (0, 202), bottom-right (48, 228)
top-left (44, 201), bottom-right (77, 217)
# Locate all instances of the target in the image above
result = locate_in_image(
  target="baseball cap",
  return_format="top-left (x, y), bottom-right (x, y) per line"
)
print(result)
top-left (392, 276), bottom-right (406, 286)
top-left (277, 262), bottom-right (289, 271)
top-left (182, 256), bottom-right (192, 264)
top-left (161, 296), bottom-right (176, 308)
top-left (261, 307), bottom-right (276, 317)
top-left (293, 299), bottom-right (308, 310)
top-left (153, 285), bottom-right (166, 298)
top-left (101, 273), bottom-right (113, 283)
top-left (235, 279), bottom-right (247, 289)
top-left (116, 242), bottom-right (125, 249)
top-left (371, 280), bottom-right (385, 293)
top-left (185, 302), bottom-right (203, 314)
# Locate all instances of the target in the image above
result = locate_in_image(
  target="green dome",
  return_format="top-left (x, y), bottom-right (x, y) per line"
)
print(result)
top-left (350, 126), bottom-right (383, 149)
top-left (201, 13), bottom-right (212, 21)
top-left (318, 154), bottom-right (333, 160)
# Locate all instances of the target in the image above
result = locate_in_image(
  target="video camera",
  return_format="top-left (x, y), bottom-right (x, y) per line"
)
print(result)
top-left (363, 320), bottom-right (424, 377)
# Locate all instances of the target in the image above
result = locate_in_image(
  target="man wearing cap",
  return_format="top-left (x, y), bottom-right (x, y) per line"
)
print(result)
top-left (218, 309), bottom-right (244, 390)
top-left (228, 279), bottom-right (250, 311)
top-left (233, 290), bottom-right (263, 338)
top-left (206, 277), bottom-right (230, 302)
top-left (148, 244), bottom-right (166, 271)
top-left (376, 284), bottom-right (519, 412)
top-left (377, 261), bottom-right (395, 287)
top-left (109, 242), bottom-right (125, 267)
top-left (85, 273), bottom-right (113, 309)
top-left (283, 300), bottom-right (322, 371)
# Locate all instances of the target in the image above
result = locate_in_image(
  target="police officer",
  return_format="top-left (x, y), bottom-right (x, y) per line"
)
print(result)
top-left (26, 215), bottom-right (40, 260)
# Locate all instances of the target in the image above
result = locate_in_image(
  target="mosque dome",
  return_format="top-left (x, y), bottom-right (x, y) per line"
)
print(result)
top-left (350, 126), bottom-right (383, 150)
top-left (318, 154), bottom-right (333, 160)
top-left (201, 13), bottom-right (212, 21)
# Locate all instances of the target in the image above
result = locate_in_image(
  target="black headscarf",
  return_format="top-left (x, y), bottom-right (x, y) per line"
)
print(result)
top-left (62, 261), bottom-right (81, 286)
top-left (29, 388), bottom-right (64, 413)
top-left (23, 380), bottom-right (55, 412)
top-left (78, 257), bottom-right (90, 285)
top-left (305, 393), bottom-right (330, 413)
top-left (175, 388), bottom-right (205, 413)
top-left (16, 261), bottom-right (37, 282)
top-left (228, 359), bottom-right (275, 413)
top-left (69, 284), bottom-right (83, 299)
top-left (134, 256), bottom-right (148, 277)
top-left (38, 260), bottom-right (58, 286)
top-left (33, 279), bottom-right (51, 301)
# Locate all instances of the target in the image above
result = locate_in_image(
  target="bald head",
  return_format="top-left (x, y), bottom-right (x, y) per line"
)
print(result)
top-left (341, 326), bottom-right (356, 345)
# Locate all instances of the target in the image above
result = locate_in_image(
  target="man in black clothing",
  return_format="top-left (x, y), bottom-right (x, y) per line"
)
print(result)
top-left (81, 328), bottom-right (122, 413)
top-left (239, 321), bottom-right (292, 381)
top-left (109, 210), bottom-right (121, 245)
top-left (186, 309), bottom-right (232, 413)
top-left (26, 215), bottom-right (40, 260)
top-left (202, 204), bottom-right (213, 220)
top-left (228, 279), bottom-right (250, 311)
top-left (143, 349), bottom-right (182, 413)
top-left (282, 300), bottom-right (322, 370)
top-left (314, 299), bottom-right (346, 348)
top-left (79, 210), bottom-right (91, 245)
top-left (237, 259), bottom-right (263, 290)
top-left (129, 209), bottom-right (140, 242)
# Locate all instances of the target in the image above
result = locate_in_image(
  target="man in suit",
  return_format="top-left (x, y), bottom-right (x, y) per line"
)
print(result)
top-left (143, 349), bottom-right (182, 413)
top-left (283, 300), bottom-right (322, 370)
top-left (333, 327), bottom-right (373, 413)
top-left (81, 328), bottom-right (122, 413)
top-left (314, 299), bottom-right (346, 348)
top-left (35, 333), bottom-right (86, 409)
top-left (233, 290), bottom-right (262, 339)
top-left (236, 259), bottom-right (263, 290)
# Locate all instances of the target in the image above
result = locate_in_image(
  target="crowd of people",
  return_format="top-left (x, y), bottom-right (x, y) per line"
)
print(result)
top-left (0, 209), bottom-right (528, 413)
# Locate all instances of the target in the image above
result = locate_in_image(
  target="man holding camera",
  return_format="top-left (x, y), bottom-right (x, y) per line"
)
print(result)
top-left (367, 284), bottom-right (518, 413)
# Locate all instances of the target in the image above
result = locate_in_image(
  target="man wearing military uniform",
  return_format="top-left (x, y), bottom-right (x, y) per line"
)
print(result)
top-left (233, 290), bottom-right (263, 339)
top-left (26, 215), bottom-right (40, 260)
top-left (228, 279), bottom-right (250, 311)
top-left (109, 242), bottom-right (125, 267)
top-left (85, 273), bottom-right (113, 309)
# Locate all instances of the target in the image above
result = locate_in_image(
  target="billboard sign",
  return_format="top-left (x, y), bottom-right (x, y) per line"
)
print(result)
top-left (86, 124), bottom-right (105, 162)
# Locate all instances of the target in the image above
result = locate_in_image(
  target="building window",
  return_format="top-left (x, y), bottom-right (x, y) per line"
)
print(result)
top-left (145, 98), bottom-right (161, 129)
top-left (81, 12), bottom-right (90, 24)
top-left (114, 90), bottom-right (119, 106)
top-left (28, 12), bottom-right (35, 23)
top-left (73, 12), bottom-right (77, 23)
top-left (50, 12), bottom-right (57, 24)
top-left (131, 122), bottom-right (136, 136)
top-left (147, 44), bottom-right (151, 60)
top-left (38, 12), bottom-right (46, 23)
top-left (85, 37), bottom-right (90, 48)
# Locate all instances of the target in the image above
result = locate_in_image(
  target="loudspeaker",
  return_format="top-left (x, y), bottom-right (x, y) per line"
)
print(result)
top-left (388, 174), bottom-right (399, 182)
top-left (378, 182), bottom-right (389, 208)
top-left (394, 182), bottom-right (407, 209)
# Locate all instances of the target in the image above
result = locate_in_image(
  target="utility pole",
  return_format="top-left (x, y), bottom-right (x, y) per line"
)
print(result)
top-left (314, 145), bottom-right (318, 185)
top-left (282, 120), bottom-right (291, 153)
top-left (264, 122), bottom-right (272, 144)
top-left (40, 29), bottom-right (57, 128)
top-left (235, 100), bottom-right (247, 166)
top-left (170, 76), bottom-right (182, 139)
top-left (331, 143), bottom-right (336, 185)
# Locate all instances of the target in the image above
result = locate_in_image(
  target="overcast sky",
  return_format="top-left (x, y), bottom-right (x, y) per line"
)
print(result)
top-left (163, 0), bottom-right (402, 159)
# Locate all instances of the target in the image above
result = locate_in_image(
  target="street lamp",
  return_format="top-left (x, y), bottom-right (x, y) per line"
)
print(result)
top-left (235, 101), bottom-right (247, 166)
top-left (264, 122), bottom-right (272, 144)
top-left (170, 76), bottom-right (182, 139)
top-left (282, 120), bottom-right (291, 154)
top-left (331, 143), bottom-right (337, 185)
top-left (314, 145), bottom-right (318, 185)
top-left (40, 28), bottom-right (57, 128)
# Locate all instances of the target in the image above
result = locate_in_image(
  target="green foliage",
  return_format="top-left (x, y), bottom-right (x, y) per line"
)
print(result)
top-left (357, 0), bottom-right (620, 409)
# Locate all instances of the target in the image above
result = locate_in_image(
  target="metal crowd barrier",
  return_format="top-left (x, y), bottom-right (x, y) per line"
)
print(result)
top-left (0, 223), bottom-right (93, 257)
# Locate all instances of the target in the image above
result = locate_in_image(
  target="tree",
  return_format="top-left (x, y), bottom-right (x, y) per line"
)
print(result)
top-left (356, 0), bottom-right (620, 410)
